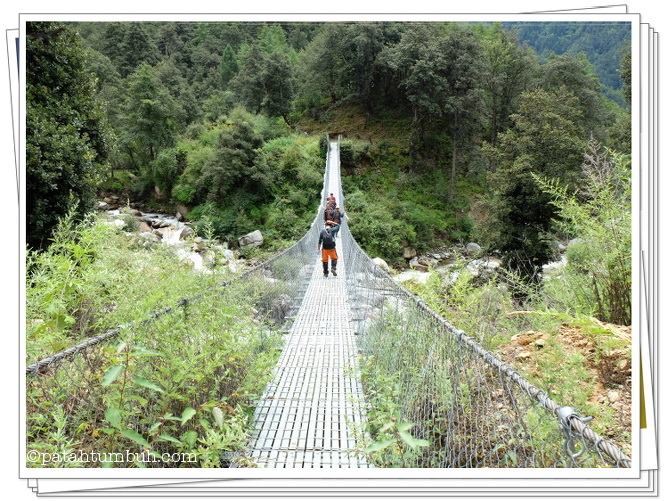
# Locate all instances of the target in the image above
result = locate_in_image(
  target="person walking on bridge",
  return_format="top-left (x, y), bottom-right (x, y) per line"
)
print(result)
top-left (326, 205), bottom-right (344, 240)
top-left (318, 221), bottom-right (338, 277)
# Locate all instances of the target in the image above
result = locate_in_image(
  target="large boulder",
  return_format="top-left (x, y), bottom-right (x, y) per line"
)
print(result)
top-left (465, 242), bottom-right (482, 256)
top-left (138, 221), bottom-right (152, 233)
top-left (176, 204), bottom-right (190, 219)
top-left (408, 257), bottom-right (428, 272)
top-left (133, 231), bottom-right (160, 249)
top-left (466, 257), bottom-right (502, 279)
top-left (403, 247), bottom-right (417, 259)
top-left (396, 269), bottom-right (431, 285)
top-left (418, 256), bottom-right (439, 269)
top-left (121, 207), bottom-right (142, 217)
top-left (179, 225), bottom-right (194, 240)
top-left (372, 257), bottom-right (390, 273)
top-left (192, 236), bottom-right (206, 253)
top-left (239, 230), bottom-right (263, 248)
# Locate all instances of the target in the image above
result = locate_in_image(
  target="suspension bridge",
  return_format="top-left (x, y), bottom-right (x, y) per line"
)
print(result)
top-left (26, 137), bottom-right (631, 469)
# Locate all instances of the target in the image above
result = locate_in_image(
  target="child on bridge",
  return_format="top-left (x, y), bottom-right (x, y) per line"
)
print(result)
top-left (318, 221), bottom-right (337, 277)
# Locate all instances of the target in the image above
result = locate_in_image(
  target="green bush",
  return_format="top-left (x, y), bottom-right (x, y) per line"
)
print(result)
top-left (339, 138), bottom-right (370, 169)
top-left (535, 143), bottom-right (631, 325)
top-left (26, 213), bottom-right (283, 467)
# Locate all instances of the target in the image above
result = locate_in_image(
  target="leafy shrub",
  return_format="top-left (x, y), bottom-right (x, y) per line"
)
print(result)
top-left (535, 142), bottom-right (631, 325)
top-left (26, 214), bottom-right (283, 467)
top-left (339, 138), bottom-right (370, 168)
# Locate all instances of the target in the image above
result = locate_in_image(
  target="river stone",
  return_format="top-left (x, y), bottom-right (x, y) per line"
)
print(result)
top-left (136, 232), bottom-right (160, 246)
top-left (409, 257), bottom-right (427, 271)
top-left (465, 242), bottom-right (482, 255)
top-left (192, 237), bottom-right (206, 252)
top-left (179, 225), bottom-right (194, 239)
top-left (176, 204), bottom-right (190, 219)
top-left (403, 247), bottom-right (417, 259)
top-left (239, 230), bottom-right (263, 248)
top-left (372, 257), bottom-right (390, 273)
top-left (138, 221), bottom-right (152, 233)
top-left (98, 201), bottom-right (110, 210)
top-left (121, 207), bottom-right (142, 217)
top-left (228, 260), bottom-right (239, 273)
top-left (221, 248), bottom-right (234, 261)
top-left (418, 256), bottom-right (439, 269)
top-left (395, 269), bottom-right (431, 285)
top-left (542, 255), bottom-right (567, 275)
top-left (607, 390), bottom-right (620, 403)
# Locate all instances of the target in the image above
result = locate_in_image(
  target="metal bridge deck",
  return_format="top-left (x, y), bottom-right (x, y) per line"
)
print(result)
top-left (249, 143), bottom-right (370, 468)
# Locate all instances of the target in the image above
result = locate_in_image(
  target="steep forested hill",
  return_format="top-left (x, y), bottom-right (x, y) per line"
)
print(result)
top-left (504, 22), bottom-right (630, 100)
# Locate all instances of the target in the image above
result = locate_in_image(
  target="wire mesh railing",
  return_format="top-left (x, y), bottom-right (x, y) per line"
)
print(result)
top-left (25, 139), bottom-right (335, 468)
top-left (338, 162), bottom-right (631, 468)
top-left (26, 135), bottom-right (631, 469)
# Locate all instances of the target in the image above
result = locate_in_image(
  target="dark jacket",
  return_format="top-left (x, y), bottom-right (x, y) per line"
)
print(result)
top-left (319, 228), bottom-right (336, 250)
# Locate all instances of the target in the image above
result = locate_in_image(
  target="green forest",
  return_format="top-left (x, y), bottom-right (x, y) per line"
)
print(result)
top-left (26, 21), bottom-right (632, 467)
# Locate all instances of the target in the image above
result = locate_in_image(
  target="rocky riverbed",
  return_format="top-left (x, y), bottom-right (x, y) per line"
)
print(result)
top-left (378, 240), bottom-right (572, 287)
top-left (101, 204), bottom-right (241, 274)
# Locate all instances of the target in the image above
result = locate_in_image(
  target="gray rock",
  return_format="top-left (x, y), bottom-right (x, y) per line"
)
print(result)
top-left (238, 230), bottom-right (264, 248)
top-left (395, 269), bottom-right (431, 285)
top-left (121, 207), bottom-right (142, 217)
top-left (418, 256), bottom-right (439, 269)
top-left (372, 257), bottom-right (390, 273)
top-left (138, 221), bottom-right (152, 233)
top-left (485, 257), bottom-right (502, 270)
top-left (403, 247), bottom-right (417, 259)
top-left (409, 257), bottom-right (428, 271)
top-left (466, 259), bottom-right (484, 277)
top-left (465, 242), bottom-right (482, 255)
top-left (179, 225), bottom-right (194, 239)
top-left (135, 232), bottom-right (160, 248)
top-left (192, 237), bottom-right (206, 252)
top-left (176, 204), bottom-right (190, 219)
top-left (542, 255), bottom-right (568, 275)
top-left (607, 390), bottom-right (620, 403)
top-left (467, 256), bottom-right (501, 279)
top-left (98, 201), bottom-right (110, 210)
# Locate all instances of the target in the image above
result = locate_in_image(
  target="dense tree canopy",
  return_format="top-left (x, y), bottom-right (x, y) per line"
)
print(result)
top-left (26, 22), bottom-right (108, 248)
top-left (27, 20), bottom-right (631, 275)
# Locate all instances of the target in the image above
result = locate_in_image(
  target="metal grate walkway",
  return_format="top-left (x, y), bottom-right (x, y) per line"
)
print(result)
top-left (249, 143), bottom-right (370, 468)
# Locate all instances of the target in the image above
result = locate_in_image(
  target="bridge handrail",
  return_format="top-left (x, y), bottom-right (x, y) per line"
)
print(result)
top-left (26, 135), bottom-right (334, 376)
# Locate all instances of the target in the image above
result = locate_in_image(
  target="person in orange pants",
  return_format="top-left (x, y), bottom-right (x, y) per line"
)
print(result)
top-left (318, 222), bottom-right (338, 277)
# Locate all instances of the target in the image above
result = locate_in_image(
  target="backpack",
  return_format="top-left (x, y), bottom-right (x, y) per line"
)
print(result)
top-left (325, 206), bottom-right (337, 222)
top-left (321, 228), bottom-right (335, 248)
